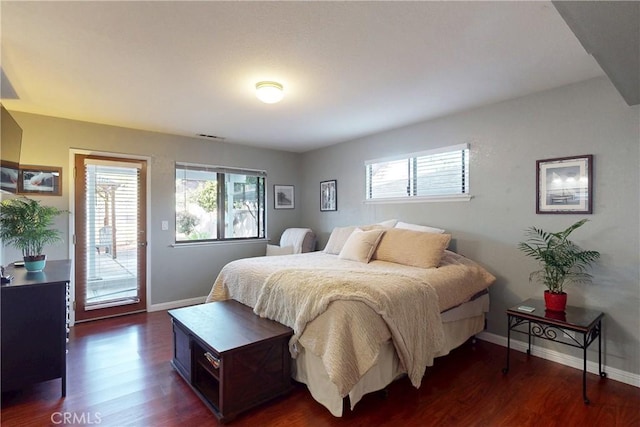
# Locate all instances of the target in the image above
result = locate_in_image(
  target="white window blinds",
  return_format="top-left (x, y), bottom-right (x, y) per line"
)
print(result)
top-left (84, 159), bottom-right (141, 306)
top-left (365, 143), bottom-right (470, 202)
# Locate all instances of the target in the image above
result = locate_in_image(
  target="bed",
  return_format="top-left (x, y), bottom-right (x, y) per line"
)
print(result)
top-left (205, 225), bottom-right (495, 416)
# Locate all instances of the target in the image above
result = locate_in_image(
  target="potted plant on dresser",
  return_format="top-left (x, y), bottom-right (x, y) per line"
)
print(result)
top-left (517, 219), bottom-right (600, 312)
top-left (0, 197), bottom-right (65, 272)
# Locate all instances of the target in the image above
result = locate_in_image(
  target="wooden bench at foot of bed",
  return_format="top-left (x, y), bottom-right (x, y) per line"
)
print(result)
top-left (168, 300), bottom-right (293, 423)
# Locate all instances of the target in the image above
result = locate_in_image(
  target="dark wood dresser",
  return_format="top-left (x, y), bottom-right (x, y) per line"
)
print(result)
top-left (1, 259), bottom-right (71, 396)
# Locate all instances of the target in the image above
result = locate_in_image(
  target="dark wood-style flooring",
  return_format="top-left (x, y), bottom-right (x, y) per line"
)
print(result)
top-left (1, 310), bottom-right (639, 426)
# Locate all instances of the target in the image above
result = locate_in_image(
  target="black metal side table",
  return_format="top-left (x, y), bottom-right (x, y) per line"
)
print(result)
top-left (502, 298), bottom-right (606, 404)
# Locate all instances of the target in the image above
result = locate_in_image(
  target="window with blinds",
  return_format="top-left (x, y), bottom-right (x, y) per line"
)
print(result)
top-left (365, 143), bottom-right (470, 202)
top-left (175, 163), bottom-right (266, 243)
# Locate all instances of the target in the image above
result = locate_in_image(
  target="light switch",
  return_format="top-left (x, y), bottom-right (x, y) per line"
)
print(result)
top-left (161, 220), bottom-right (169, 231)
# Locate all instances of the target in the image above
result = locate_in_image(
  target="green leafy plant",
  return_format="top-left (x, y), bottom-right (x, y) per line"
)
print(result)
top-left (195, 181), bottom-right (217, 212)
top-left (176, 211), bottom-right (199, 236)
top-left (0, 197), bottom-right (65, 257)
top-left (517, 219), bottom-right (600, 294)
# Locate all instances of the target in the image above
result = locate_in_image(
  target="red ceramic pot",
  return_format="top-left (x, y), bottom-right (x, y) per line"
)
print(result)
top-left (544, 290), bottom-right (567, 312)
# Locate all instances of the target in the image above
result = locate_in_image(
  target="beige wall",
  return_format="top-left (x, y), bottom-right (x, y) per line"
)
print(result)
top-left (1, 113), bottom-right (302, 305)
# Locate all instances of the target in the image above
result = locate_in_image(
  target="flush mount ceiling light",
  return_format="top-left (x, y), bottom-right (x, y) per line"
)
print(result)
top-left (255, 81), bottom-right (284, 104)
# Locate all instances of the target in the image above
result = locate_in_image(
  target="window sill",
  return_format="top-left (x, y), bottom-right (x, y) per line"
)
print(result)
top-left (364, 194), bottom-right (472, 204)
top-left (171, 238), bottom-right (268, 248)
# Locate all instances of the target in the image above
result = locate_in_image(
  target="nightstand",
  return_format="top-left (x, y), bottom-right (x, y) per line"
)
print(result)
top-left (502, 298), bottom-right (606, 404)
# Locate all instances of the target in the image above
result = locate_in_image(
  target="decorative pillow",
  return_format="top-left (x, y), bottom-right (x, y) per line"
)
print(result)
top-left (373, 228), bottom-right (451, 268)
top-left (266, 244), bottom-right (295, 256)
top-left (395, 221), bottom-right (445, 234)
top-left (323, 226), bottom-right (357, 254)
top-left (338, 228), bottom-right (386, 263)
top-left (324, 224), bottom-right (386, 254)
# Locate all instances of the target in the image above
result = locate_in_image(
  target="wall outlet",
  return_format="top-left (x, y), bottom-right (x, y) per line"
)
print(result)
top-left (161, 220), bottom-right (169, 231)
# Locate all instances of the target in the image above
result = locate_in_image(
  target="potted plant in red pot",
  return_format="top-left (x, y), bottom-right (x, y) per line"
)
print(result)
top-left (518, 219), bottom-right (600, 312)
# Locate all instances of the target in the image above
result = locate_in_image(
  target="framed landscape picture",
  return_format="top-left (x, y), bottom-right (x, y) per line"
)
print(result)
top-left (536, 155), bottom-right (592, 214)
top-left (274, 184), bottom-right (294, 209)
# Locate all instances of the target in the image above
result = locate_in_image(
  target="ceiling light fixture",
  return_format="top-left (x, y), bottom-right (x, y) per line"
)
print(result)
top-left (255, 81), bottom-right (284, 104)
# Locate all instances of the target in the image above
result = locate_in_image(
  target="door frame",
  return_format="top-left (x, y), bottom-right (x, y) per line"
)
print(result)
top-left (68, 149), bottom-right (151, 325)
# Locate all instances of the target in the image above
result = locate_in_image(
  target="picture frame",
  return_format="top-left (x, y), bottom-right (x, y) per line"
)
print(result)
top-left (536, 155), bottom-right (592, 214)
top-left (18, 165), bottom-right (62, 196)
top-left (0, 162), bottom-right (19, 194)
top-left (320, 179), bottom-right (337, 211)
top-left (274, 184), bottom-right (294, 209)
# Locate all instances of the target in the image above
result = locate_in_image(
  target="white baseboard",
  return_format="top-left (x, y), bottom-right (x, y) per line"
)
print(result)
top-left (148, 296), bottom-right (207, 312)
top-left (477, 331), bottom-right (640, 388)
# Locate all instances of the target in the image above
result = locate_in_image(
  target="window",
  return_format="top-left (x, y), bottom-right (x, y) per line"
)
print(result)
top-left (175, 163), bottom-right (265, 242)
top-left (365, 143), bottom-right (470, 202)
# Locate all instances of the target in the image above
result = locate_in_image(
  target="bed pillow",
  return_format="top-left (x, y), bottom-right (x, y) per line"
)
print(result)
top-left (377, 219), bottom-right (398, 228)
top-left (395, 221), bottom-right (445, 234)
top-left (373, 228), bottom-right (451, 268)
top-left (338, 228), bottom-right (386, 263)
top-left (266, 244), bottom-right (294, 256)
top-left (323, 226), bottom-right (357, 254)
top-left (323, 224), bottom-right (386, 254)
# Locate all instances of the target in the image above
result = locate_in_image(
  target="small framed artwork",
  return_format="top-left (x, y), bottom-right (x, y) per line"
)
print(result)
top-left (320, 179), bottom-right (337, 211)
top-left (18, 165), bottom-right (62, 196)
top-left (0, 163), bottom-right (19, 194)
top-left (536, 155), bottom-right (592, 214)
top-left (274, 184), bottom-right (294, 209)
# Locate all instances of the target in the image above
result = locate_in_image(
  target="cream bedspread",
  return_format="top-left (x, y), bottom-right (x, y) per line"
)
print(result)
top-left (206, 251), bottom-right (495, 396)
top-left (254, 268), bottom-right (444, 393)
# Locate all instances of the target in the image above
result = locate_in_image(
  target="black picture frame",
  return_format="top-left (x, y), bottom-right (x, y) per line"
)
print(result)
top-left (274, 184), bottom-right (294, 209)
top-left (320, 180), bottom-right (337, 211)
top-left (18, 165), bottom-right (62, 196)
top-left (536, 155), bottom-right (592, 214)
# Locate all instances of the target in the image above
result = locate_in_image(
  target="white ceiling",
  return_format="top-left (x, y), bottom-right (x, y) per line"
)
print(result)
top-left (1, 1), bottom-right (604, 153)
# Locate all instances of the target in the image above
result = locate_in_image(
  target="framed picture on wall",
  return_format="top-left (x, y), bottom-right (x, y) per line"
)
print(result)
top-left (536, 155), bottom-right (592, 214)
top-left (320, 179), bottom-right (337, 211)
top-left (274, 184), bottom-right (294, 209)
top-left (18, 165), bottom-right (62, 196)
top-left (0, 163), bottom-right (19, 194)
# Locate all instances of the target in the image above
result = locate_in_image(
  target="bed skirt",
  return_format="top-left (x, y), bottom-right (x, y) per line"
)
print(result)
top-left (291, 294), bottom-right (489, 416)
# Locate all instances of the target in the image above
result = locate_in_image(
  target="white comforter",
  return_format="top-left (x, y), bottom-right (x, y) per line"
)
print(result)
top-left (206, 251), bottom-right (495, 396)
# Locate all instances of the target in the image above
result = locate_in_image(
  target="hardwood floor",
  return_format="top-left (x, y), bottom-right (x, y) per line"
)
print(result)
top-left (1, 310), bottom-right (638, 426)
